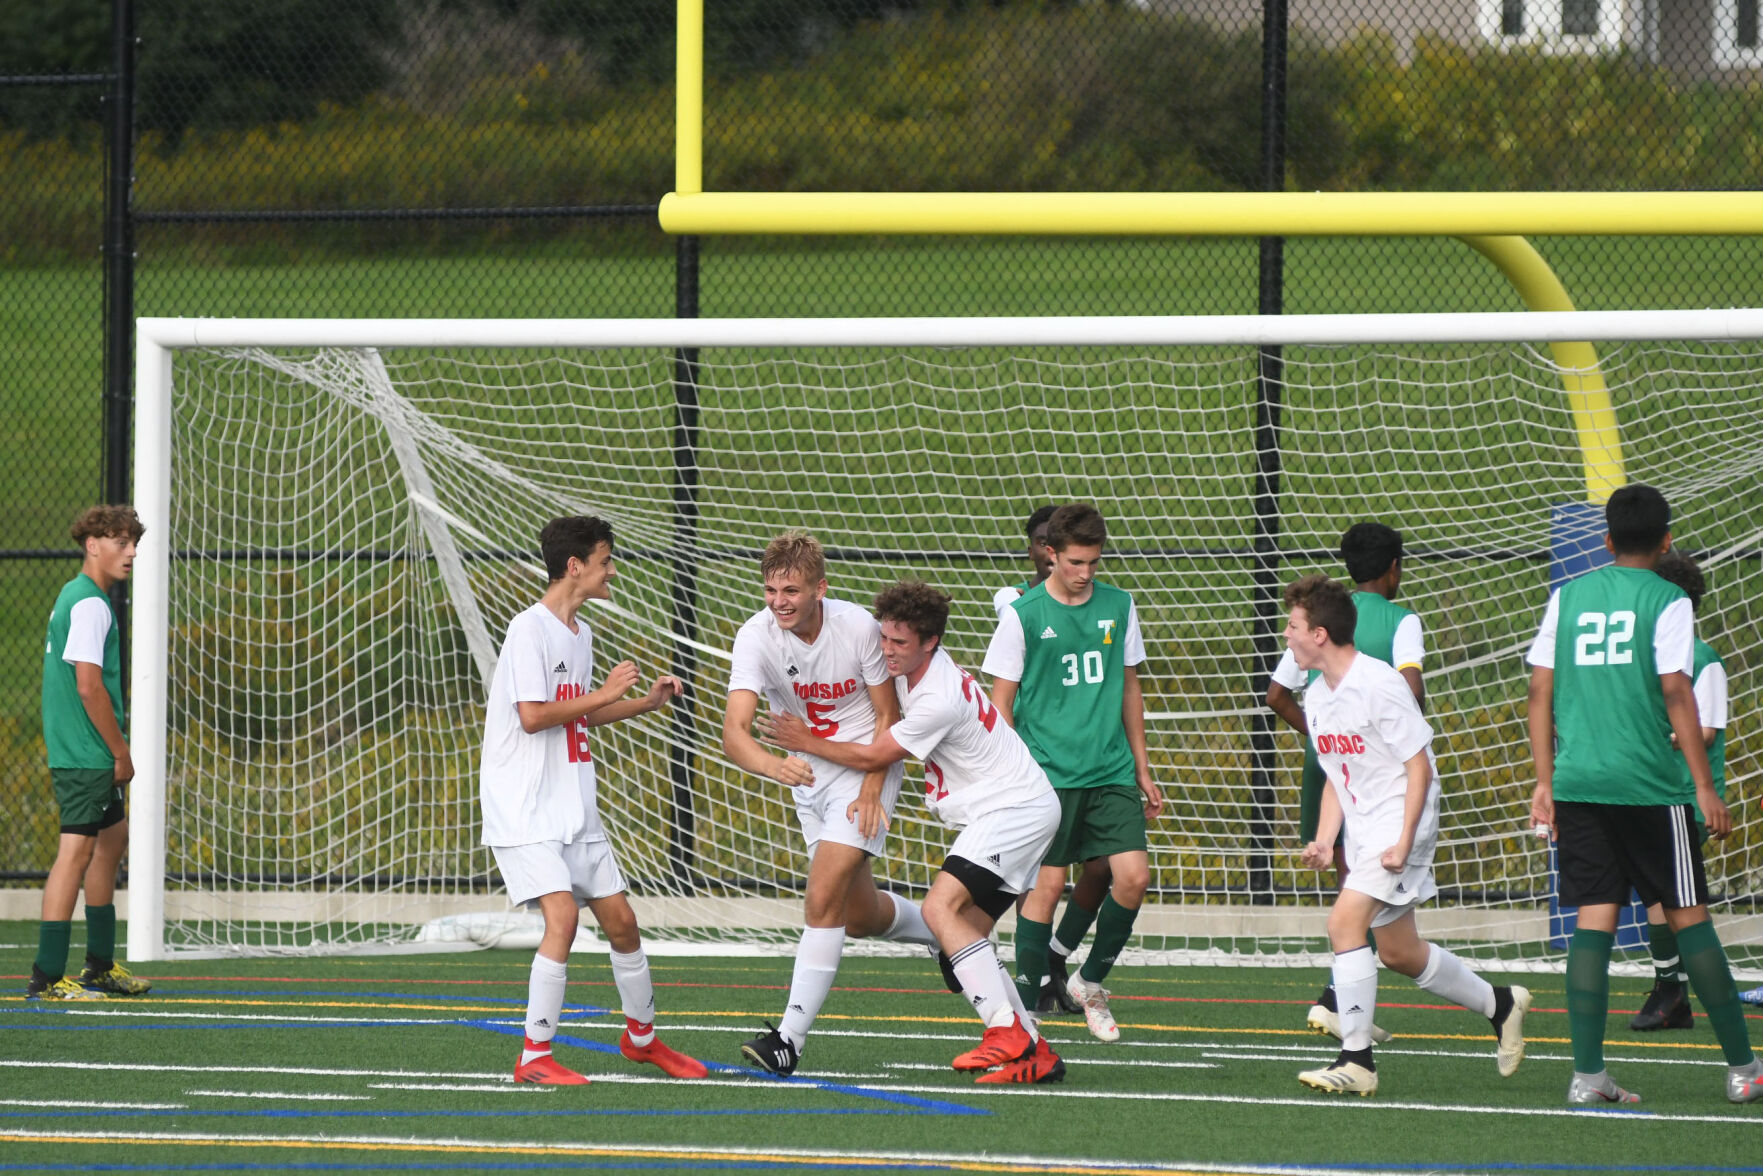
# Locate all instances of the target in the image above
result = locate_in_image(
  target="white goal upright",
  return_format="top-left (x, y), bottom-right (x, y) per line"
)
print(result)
top-left (130, 311), bottom-right (1763, 964)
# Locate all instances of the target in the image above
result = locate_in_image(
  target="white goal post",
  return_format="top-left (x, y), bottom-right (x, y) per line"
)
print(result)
top-left (130, 310), bottom-right (1763, 965)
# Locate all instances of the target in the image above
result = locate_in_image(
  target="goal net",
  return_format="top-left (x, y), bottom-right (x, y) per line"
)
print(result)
top-left (130, 312), bottom-right (1763, 967)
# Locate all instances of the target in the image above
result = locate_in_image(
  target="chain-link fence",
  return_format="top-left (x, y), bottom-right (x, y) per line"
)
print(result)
top-left (4, 0), bottom-right (1761, 879)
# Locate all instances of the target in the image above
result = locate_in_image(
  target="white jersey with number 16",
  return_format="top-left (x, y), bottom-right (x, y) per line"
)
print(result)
top-left (888, 647), bottom-right (1053, 829)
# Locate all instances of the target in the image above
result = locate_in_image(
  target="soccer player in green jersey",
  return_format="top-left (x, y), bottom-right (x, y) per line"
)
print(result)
top-left (983, 503), bottom-right (1164, 1042)
top-left (1527, 484), bottom-right (1761, 1105)
top-left (1628, 548), bottom-right (1727, 1032)
top-left (1265, 522), bottom-right (1420, 1042)
top-left (994, 504), bottom-right (1108, 1015)
top-left (30, 505), bottom-right (152, 1000)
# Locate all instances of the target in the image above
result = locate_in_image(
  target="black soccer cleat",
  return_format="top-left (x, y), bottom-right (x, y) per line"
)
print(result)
top-left (1630, 979), bottom-right (1694, 1031)
top-left (936, 950), bottom-right (963, 995)
top-left (1039, 951), bottom-right (1082, 1015)
top-left (739, 1020), bottom-right (800, 1077)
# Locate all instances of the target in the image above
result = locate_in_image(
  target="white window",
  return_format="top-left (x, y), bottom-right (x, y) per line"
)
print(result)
top-left (1714, 0), bottom-right (1763, 67)
top-left (1479, 0), bottom-right (1626, 52)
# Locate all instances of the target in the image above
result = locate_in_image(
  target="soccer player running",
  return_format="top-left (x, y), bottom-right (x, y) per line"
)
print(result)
top-left (764, 579), bottom-right (1066, 1085)
top-left (983, 503), bottom-right (1163, 1043)
top-left (30, 505), bottom-right (153, 1000)
top-left (1527, 485), bottom-right (1761, 1105)
top-left (992, 503), bottom-right (1102, 1015)
top-left (1265, 522), bottom-right (1421, 1042)
top-left (480, 515), bottom-right (706, 1085)
top-left (1287, 574), bottom-right (1529, 1097)
top-left (723, 532), bottom-right (935, 1077)
top-left (1630, 548), bottom-right (1727, 1032)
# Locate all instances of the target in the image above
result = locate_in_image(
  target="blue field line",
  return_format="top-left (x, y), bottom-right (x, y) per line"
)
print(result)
top-left (473, 1022), bottom-right (987, 1117)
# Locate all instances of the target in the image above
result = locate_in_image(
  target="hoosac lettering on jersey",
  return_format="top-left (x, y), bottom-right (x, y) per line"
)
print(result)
top-left (792, 678), bottom-right (859, 702)
top-left (1314, 732), bottom-right (1366, 755)
top-left (557, 682), bottom-right (593, 764)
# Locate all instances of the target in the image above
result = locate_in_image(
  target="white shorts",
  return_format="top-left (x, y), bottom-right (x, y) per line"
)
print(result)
top-left (794, 760), bottom-right (905, 856)
top-left (492, 839), bottom-right (628, 909)
top-left (945, 791), bottom-right (1061, 896)
top-left (1342, 829), bottom-right (1439, 928)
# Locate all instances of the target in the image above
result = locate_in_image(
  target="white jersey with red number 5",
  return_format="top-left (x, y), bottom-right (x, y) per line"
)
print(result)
top-left (728, 598), bottom-right (892, 765)
top-left (889, 647), bottom-right (1054, 829)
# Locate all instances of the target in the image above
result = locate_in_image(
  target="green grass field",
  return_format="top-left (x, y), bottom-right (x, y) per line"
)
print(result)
top-left (3, 920), bottom-right (1762, 1174)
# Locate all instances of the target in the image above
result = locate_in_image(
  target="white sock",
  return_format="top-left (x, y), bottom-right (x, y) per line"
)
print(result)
top-left (1332, 945), bottom-right (1379, 1053)
top-left (522, 952), bottom-right (568, 1063)
top-left (1049, 934), bottom-right (1073, 956)
top-left (879, 892), bottom-right (938, 947)
top-left (948, 938), bottom-right (1017, 1029)
top-left (778, 925), bottom-right (845, 1049)
top-left (1413, 943), bottom-right (1495, 1018)
top-left (609, 948), bottom-right (657, 1046)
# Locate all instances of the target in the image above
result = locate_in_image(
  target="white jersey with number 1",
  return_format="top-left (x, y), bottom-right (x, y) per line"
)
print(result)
top-left (889, 647), bottom-right (1053, 828)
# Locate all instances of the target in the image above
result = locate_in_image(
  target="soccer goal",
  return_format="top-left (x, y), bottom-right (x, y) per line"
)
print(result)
top-left (129, 311), bottom-right (1763, 965)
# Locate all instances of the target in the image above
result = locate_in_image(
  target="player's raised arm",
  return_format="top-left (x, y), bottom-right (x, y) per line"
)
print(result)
top-left (517, 659), bottom-right (641, 733)
top-left (722, 688), bottom-right (815, 788)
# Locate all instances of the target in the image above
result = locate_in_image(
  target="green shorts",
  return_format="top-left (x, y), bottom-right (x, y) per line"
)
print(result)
top-left (1044, 783), bottom-right (1147, 866)
top-left (52, 767), bottom-right (124, 835)
top-left (1297, 745), bottom-right (1344, 847)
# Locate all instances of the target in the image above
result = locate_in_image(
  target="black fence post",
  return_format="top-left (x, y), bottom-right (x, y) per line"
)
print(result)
top-left (1247, 0), bottom-right (1289, 905)
top-left (101, 0), bottom-right (137, 675)
top-left (667, 234), bottom-right (703, 891)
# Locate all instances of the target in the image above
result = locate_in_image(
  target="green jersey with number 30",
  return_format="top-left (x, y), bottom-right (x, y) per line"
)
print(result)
top-left (1550, 565), bottom-right (1690, 806)
top-left (1001, 581), bottom-right (1137, 791)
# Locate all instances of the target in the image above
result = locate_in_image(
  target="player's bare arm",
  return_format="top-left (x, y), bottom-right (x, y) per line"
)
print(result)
top-left (1664, 670), bottom-right (1728, 838)
top-left (1526, 665), bottom-right (1555, 834)
top-left (74, 660), bottom-right (132, 783)
top-left (721, 688), bottom-right (815, 788)
top-left (848, 682), bottom-right (900, 838)
top-left (517, 659), bottom-right (642, 734)
top-left (1122, 665), bottom-right (1163, 820)
top-left (1265, 681), bottom-right (1307, 735)
top-left (1399, 666), bottom-right (1425, 710)
top-left (1380, 750), bottom-right (1430, 872)
top-left (761, 709), bottom-right (907, 775)
top-left (1301, 784), bottom-right (1343, 870)
top-left (584, 673), bottom-right (683, 727)
top-left (988, 676), bottom-right (1018, 727)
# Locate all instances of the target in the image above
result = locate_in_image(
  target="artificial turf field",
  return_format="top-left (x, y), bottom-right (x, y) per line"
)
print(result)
top-left (2, 921), bottom-right (1761, 1175)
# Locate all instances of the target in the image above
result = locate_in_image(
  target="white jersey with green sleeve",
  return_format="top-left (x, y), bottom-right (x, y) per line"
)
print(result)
top-left (1684, 639), bottom-right (1728, 800)
top-left (1526, 565), bottom-right (1694, 806)
top-left (982, 580), bottom-right (1144, 790)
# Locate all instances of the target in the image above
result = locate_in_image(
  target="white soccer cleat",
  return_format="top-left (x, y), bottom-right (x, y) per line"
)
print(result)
top-left (1727, 1059), bottom-right (1763, 1104)
top-left (1067, 975), bottom-right (1120, 1043)
top-left (1305, 1003), bottom-right (1392, 1045)
top-left (1494, 985), bottom-right (1531, 1078)
top-left (1567, 1070), bottom-right (1640, 1105)
top-left (1298, 1059), bottom-right (1378, 1097)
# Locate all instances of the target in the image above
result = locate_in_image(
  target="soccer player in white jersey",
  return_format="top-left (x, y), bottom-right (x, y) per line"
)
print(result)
top-left (765, 578), bottom-right (1067, 1086)
top-left (1284, 574), bottom-right (1529, 1097)
top-left (722, 532), bottom-right (935, 1077)
top-left (480, 515), bottom-right (707, 1085)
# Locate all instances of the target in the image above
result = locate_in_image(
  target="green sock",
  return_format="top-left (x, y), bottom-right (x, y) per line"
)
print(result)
top-left (1647, 920), bottom-right (1682, 983)
top-left (1051, 900), bottom-right (1098, 957)
top-left (1566, 926), bottom-right (1614, 1074)
top-left (1677, 920), bottom-right (1756, 1067)
top-left (1013, 916), bottom-right (1052, 1008)
top-left (1080, 895), bottom-right (1140, 984)
top-left (35, 920), bottom-right (72, 980)
top-left (85, 903), bottom-right (117, 968)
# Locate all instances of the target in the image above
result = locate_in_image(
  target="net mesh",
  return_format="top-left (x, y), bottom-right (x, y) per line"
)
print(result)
top-left (155, 333), bottom-right (1763, 964)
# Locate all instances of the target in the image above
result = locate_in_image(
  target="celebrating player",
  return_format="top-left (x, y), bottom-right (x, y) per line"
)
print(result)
top-left (764, 578), bottom-right (1067, 1085)
top-left (1527, 485), bottom-right (1760, 1104)
top-left (480, 515), bottom-right (706, 1085)
top-left (1629, 548), bottom-right (1727, 1032)
top-left (722, 532), bottom-right (935, 1077)
top-left (1286, 574), bottom-right (1529, 1097)
top-left (1265, 521), bottom-right (1421, 1041)
top-left (983, 503), bottom-right (1162, 1042)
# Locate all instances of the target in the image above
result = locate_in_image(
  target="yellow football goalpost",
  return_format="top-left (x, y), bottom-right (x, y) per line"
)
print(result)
top-left (657, 0), bottom-right (1760, 505)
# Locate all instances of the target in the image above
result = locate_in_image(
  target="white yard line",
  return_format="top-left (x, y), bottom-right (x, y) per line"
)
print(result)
top-left (0, 1098), bottom-right (184, 1110)
top-left (185, 1090), bottom-right (372, 1102)
top-left (369, 1083), bottom-right (554, 1094)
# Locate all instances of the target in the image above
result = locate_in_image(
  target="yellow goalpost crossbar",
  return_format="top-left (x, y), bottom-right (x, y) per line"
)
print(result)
top-left (661, 0), bottom-right (1688, 503)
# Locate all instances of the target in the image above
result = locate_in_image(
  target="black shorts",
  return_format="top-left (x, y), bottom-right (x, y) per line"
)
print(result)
top-left (1554, 800), bottom-right (1708, 910)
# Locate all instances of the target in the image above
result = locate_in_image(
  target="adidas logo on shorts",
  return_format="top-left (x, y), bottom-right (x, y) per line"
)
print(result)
top-left (1040, 626), bottom-right (1057, 639)
top-left (986, 853), bottom-right (1002, 866)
